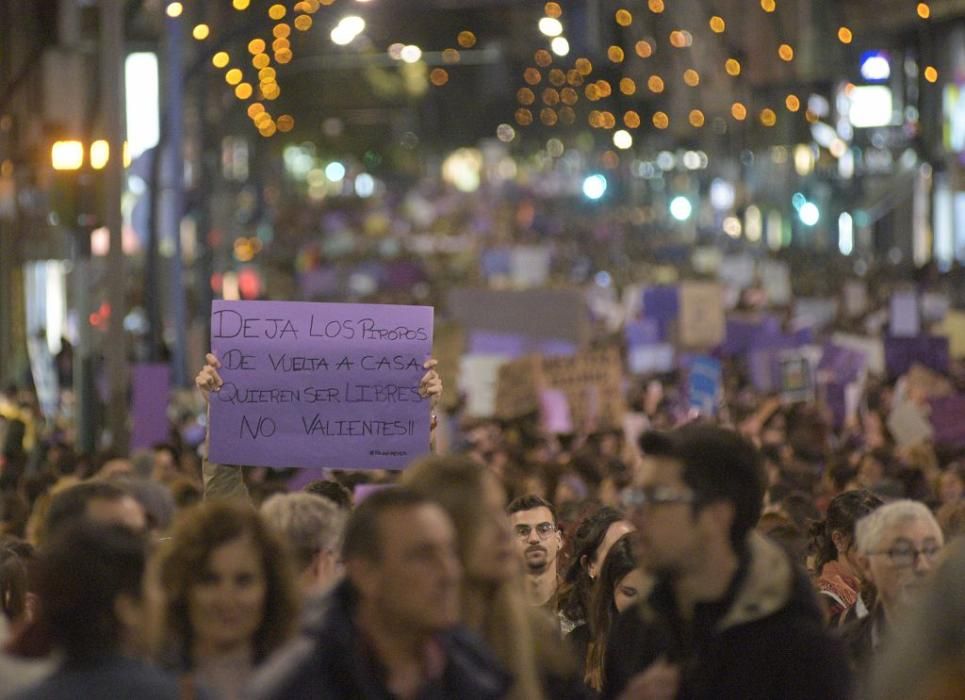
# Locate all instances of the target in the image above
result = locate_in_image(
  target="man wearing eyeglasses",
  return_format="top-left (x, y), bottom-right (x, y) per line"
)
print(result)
top-left (603, 423), bottom-right (850, 700)
top-left (507, 495), bottom-right (563, 610)
top-left (843, 500), bottom-right (944, 682)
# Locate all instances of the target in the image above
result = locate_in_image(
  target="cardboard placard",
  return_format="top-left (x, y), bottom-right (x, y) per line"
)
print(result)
top-left (842, 281), bottom-right (869, 318)
top-left (937, 310), bottom-right (965, 358)
top-left (678, 282), bottom-right (725, 349)
top-left (495, 348), bottom-right (625, 429)
top-left (459, 355), bottom-right (509, 418)
top-left (208, 301), bottom-right (433, 470)
top-left (758, 260), bottom-right (791, 306)
top-left (887, 401), bottom-right (934, 448)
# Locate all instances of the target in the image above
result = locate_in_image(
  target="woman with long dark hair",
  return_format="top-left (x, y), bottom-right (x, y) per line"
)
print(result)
top-left (558, 506), bottom-right (634, 635)
top-left (402, 455), bottom-right (582, 700)
top-left (808, 489), bottom-right (883, 621)
top-left (583, 533), bottom-right (651, 693)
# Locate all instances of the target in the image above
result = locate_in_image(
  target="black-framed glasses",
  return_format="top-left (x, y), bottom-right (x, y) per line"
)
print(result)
top-left (620, 486), bottom-right (696, 511)
top-left (868, 540), bottom-right (942, 568)
top-left (514, 522), bottom-right (557, 540)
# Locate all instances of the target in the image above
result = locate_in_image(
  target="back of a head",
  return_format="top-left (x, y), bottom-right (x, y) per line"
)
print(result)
top-left (0, 536), bottom-right (34, 622)
top-left (341, 487), bottom-right (432, 564)
top-left (109, 476), bottom-right (176, 533)
top-left (43, 480), bottom-right (130, 544)
top-left (302, 479), bottom-right (353, 510)
top-left (564, 506), bottom-right (624, 584)
top-left (812, 489), bottom-right (884, 571)
top-left (400, 455), bottom-right (491, 552)
top-left (261, 492), bottom-right (346, 571)
top-left (640, 423), bottom-right (765, 548)
top-left (37, 523), bottom-right (146, 660)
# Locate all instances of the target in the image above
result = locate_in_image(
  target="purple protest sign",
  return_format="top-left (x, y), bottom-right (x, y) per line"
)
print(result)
top-left (208, 301), bottom-right (434, 470)
top-left (467, 330), bottom-right (527, 357)
top-left (928, 395), bottom-right (965, 447)
top-left (130, 364), bottom-right (171, 450)
top-left (884, 336), bottom-right (950, 377)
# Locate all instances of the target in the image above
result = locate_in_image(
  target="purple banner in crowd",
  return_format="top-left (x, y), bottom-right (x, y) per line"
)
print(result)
top-left (208, 301), bottom-right (434, 470)
top-left (928, 395), bottom-right (965, 447)
top-left (467, 331), bottom-right (577, 358)
top-left (467, 330), bottom-right (528, 357)
top-left (130, 364), bottom-right (171, 450)
top-left (625, 319), bottom-right (663, 347)
top-left (818, 344), bottom-right (867, 385)
top-left (883, 336), bottom-right (949, 377)
top-left (643, 286), bottom-right (680, 322)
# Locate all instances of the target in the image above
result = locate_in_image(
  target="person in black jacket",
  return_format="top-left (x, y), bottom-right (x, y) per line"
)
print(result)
top-left (248, 487), bottom-right (511, 700)
top-left (602, 423), bottom-right (851, 700)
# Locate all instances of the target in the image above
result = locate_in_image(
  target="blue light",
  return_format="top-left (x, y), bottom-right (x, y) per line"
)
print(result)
top-left (582, 174), bottom-right (607, 200)
top-left (791, 192), bottom-right (807, 210)
top-left (799, 202), bottom-right (820, 226)
top-left (669, 196), bottom-right (693, 221)
top-left (325, 161), bottom-right (346, 182)
top-left (859, 51), bottom-right (891, 82)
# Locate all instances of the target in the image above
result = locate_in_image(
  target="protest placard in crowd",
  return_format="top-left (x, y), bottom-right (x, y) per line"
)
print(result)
top-left (889, 291), bottom-right (921, 338)
top-left (938, 310), bottom-right (965, 358)
top-left (131, 364), bottom-right (171, 450)
top-left (495, 348), bottom-right (624, 429)
top-left (688, 356), bottom-right (721, 415)
top-left (208, 300), bottom-right (433, 470)
top-left (678, 282), bottom-right (726, 349)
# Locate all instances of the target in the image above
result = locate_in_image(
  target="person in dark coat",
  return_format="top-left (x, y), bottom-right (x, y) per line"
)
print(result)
top-left (602, 424), bottom-right (851, 700)
top-left (248, 488), bottom-right (511, 700)
top-left (11, 523), bottom-right (180, 700)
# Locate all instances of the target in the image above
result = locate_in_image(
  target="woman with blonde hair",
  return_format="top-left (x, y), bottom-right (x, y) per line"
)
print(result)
top-left (153, 500), bottom-right (299, 699)
top-left (401, 454), bottom-right (583, 700)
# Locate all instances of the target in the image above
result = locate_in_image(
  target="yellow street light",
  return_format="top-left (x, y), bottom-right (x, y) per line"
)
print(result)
top-left (51, 141), bottom-right (84, 171)
top-left (90, 140), bottom-right (110, 170)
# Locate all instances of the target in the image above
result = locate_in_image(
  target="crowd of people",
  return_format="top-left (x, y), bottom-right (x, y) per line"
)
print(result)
top-left (0, 328), bottom-right (964, 700)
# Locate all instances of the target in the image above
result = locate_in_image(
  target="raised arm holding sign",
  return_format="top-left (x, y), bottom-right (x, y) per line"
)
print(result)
top-left (202, 301), bottom-right (436, 471)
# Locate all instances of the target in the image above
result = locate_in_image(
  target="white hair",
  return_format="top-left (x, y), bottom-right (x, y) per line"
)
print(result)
top-left (260, 493), bottom-right (346, 570)
top-left (855, 499), bottom-right (942, 554)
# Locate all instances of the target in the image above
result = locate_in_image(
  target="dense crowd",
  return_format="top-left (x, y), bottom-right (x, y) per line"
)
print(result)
top-left (0, 334), bottom-right (964, 700)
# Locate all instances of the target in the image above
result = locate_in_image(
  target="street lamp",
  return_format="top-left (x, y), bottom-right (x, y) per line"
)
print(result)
top-left (51, 141), bottom-right (84, 171)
